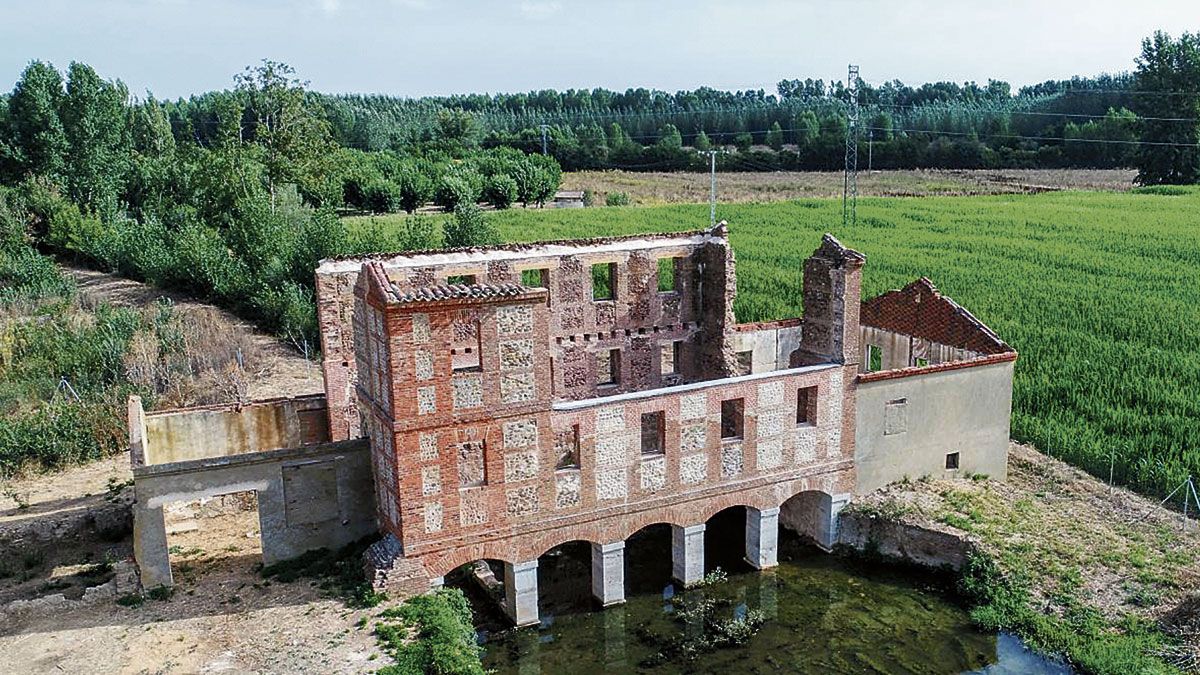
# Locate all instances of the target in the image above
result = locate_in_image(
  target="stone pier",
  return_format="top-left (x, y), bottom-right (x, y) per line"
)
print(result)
top-left (591, 541), bottom-right (626, 606)
top-left (504, 559), bottom-right (540, 627)
top-left (745, 506), bottom-right (780, 569)
top-left (671, 523), bottom-right (706, 586)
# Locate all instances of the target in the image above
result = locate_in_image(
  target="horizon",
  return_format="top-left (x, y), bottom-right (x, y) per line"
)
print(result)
top-left (0, 0), bottom-right (1195, 100)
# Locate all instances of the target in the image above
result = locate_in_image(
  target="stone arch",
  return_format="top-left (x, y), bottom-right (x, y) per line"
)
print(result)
top-left (422, 542), bottom-right (518, 580)
top-left (779, 488), bottom-right (846, 551)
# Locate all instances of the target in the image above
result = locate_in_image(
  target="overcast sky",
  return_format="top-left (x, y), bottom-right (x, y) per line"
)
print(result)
top-left (1, 0), bottom-right (1195, 100)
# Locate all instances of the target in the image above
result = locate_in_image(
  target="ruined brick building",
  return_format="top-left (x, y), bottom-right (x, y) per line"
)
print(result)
top-left (129, 225), bottom-right (1016, 626)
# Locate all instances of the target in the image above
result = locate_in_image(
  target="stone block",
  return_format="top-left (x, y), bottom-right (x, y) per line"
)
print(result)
top-left (500, 340), bottom-right (534, 370)
top-left (414, 350), bottom-right (434, 381)
top-left (680, 453), bottom-right (707, 484)
top-left (596, 468), bottom-right (627, 501)
top-left (496, 304), bottom-right (533, 335)
top-left (419, 432), bottom-right (438, 461)
top-left (503, 419), bottom-right (539, 449)
top-left (679, 393), bottom-right (707, 420)
top-left (757, 437), bottom-right (784, 471)
top-left (796, 427), bottom-right (818, 463)
top-left (596, 435), bottom-right (628, 467)
top-left (506, 485), bottom-right (539, 517)
top-left (596, 406), bottom-right (625, 433)
top-left (758, 380), bottom-right (785, 407)
top-left (639, 456), bottom-right (666, 491)
top-left (720, 443), bottom-right (743, 478)
top-left (421, 465), bottom-right (441, 496)
top-left (757, 409), bottom-right (787, 439)
top-left (500, 372), bottom-right (536, 403)
top-left (417, 386), bottom-right (436, 415)
top-left (459, 489), bottom-right (487, 526)
top-left (555, 470), bottom-right (581, 508)
top-left (424, 501), bottom-right (443, 533)
top-left (412, 313), bottom-right (430, 344)
top-left (681, 424), bottom-right (707, 453)
top-left (452, 375), bottom-right (483, 409)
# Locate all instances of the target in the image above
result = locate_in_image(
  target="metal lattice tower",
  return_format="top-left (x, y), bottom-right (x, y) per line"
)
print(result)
top-left (843, 64), bottom-right (860, 226)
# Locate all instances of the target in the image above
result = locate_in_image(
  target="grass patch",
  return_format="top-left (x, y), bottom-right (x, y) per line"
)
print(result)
top-left (259, 536), bottom-right (386, 609)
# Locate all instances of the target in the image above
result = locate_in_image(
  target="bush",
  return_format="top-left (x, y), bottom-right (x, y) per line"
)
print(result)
top-left (605, 191), bottom-right (630, 206)
top-left (364, 180), bottom-right (403, 214)
top-left (442, 203), bottom-right (499, 249)
top-left (483, 174), bottom-right (517, 210)
top-left (396, 166), bottom-right (433, 214)
top-left (434, 174), bottom-right (477, 212)
top-left (375, 589), bottom-right (484, 675)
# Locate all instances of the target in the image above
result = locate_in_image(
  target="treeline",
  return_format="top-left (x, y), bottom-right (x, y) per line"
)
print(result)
top-left (0, 60), bottom-right (542, 351)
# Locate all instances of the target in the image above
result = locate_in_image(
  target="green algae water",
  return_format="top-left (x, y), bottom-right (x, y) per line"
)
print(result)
top-left (468, 511), bottom-right (1073, 674)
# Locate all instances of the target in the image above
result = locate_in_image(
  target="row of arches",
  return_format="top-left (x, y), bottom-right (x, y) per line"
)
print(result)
top-left (433, 489), bottom-right (847, 627)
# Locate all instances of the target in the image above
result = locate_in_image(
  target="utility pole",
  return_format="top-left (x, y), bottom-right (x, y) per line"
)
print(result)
top-left (843, 64), bottom-right (860, 227)
top-left (539, 124), bottom-right (549, 156)
top-left (699, 150), bottom-right (722, 226)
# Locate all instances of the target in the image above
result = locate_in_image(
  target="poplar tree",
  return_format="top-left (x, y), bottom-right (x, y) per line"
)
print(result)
top-left (60, 62), bottom-right (131, 213)
top-left (1134, 31), bottom-right (1200, 185)
top-left (7, 61), bottom-right (67, 181)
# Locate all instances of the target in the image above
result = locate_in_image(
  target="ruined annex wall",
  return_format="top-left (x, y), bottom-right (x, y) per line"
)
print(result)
top-left (394, 362), bottom-right (857, 577)
top-left (134, 394), bottom-right (330, 467)
top-left (316, 229), bottom-right (732, 440)
top-left (131, 439), bottom-right (375, 588)
top-left (858, 325), bottom-right (982, 373)
top-left (854, 359), bottom-right (1015, 493)
top-left (730, 319), bottom-right (803, 374)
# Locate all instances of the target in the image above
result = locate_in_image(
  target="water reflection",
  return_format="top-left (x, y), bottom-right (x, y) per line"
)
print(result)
top-left (467, 510), bottom-right (1072, 674)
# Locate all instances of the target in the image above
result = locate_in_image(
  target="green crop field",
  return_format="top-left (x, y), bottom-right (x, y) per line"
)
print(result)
top-left (350, 187), bottom-right (1200, 500)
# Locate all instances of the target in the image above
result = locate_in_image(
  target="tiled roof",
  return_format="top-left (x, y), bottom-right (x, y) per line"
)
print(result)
top-left (860, 278), bottom-right (1013, 355)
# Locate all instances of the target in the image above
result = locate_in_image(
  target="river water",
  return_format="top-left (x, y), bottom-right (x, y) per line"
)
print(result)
top-left (465, 510), bottom-right (1074, 674)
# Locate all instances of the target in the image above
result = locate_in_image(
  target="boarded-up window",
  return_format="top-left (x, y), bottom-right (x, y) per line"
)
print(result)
top-left (282, 460), bottom-right (339, 526)
top-left (884, 398), bottom-right (908, 436)
top-left (457, 441), bottom-right (487, 488)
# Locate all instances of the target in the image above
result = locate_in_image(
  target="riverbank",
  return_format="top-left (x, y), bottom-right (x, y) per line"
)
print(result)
top-left (843, 443), bottom-right (1199, 675)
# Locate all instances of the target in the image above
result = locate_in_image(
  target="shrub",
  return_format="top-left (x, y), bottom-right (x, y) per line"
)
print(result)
top-left (483, 174), bottom-right (518, 210)
top-left (442, 203), bottom-right (499, 249)
top-left (605, 191), bottom-right (630, 207)
top-left (375, 588), bottom-right (484, 675)
top-left (434, 174), bottom-right (477, 212)
top-left (364, 180), bottom-right (402, 214)
top-left (396, 166), bottom-right (433, 214)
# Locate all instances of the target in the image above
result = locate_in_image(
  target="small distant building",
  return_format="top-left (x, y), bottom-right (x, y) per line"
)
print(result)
top-left (552, 190), bottom-right (586, 208)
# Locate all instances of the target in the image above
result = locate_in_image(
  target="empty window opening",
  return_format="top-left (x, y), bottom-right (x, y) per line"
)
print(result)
top-left (165, 490), bottom-right (262, 583)
top-left (592, 262), bottom-right (616, 301)
top-left (520, 268), bottom-right (549, 289)
top-left (640, 411), bottom-right (666, 455)
top-left (796, 386), bottom-right (817, 425)
top-left (452, 317), bottom-right (482, 372)
top-left (945, 452), bottom-right (960, 470)
top-left (736, 350), bottom-right (754, 376)
top-left (657, 257), bottom-right (680, 292)
top-left (661, 340), bottom-right (683, 375)
top-left (457, 441), bottom-right (487, 488)
top-left (721, 398), bottom-right (745, 439)
top-left (867, 344), bottom-right (883, 372)
top-left (555, 425), bottom-right (580, 470)
top-left (447, 274), bottom-right (476, 286)
top-left (914, 357), bottom-right (930, 367)
top-left (597, 348), bottom-right (620, 386)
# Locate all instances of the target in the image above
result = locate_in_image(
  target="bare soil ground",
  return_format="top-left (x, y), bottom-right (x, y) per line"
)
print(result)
top-left (562, 168), bottom-right (1137, 204)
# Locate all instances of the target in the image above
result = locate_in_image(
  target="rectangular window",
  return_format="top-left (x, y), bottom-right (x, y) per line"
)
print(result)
top-left (867, 344), bottom-right (883, 372)
top-left (452, 318), bottom-right (482, 372)
top-left (591, 262), bottom-right (616, 300)
top-left (555, 426), bottom-right (580, 470)
top-left (661, 340), bottom-right (682, 375)
top-left (520, 268), bottom-right (549, 288)
top-left (796, 386), bottom-right (817, 425)
top-left (736, 350), bottom-right (753, 376)
top-left (447, 274), bottom-right (476, 286)
top-left (945, 452), bottom-right (960, 470)
top-left (640, 411), bottom-right (665, 455)
top-left (657, 257), bottom-right (679, 292)
top-left (597, 348), bottom-right (620, 386)
top-left (914, 357), bottom-right (929, 367)
top-left (721, 398), bottom-right (744, 439)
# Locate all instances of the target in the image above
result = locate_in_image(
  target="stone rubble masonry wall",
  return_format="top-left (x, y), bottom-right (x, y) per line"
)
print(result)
top-left (316, 228), bottom-right (729, 441)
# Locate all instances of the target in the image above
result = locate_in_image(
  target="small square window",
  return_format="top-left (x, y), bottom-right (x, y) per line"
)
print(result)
top-left (555, 426), bottom-right (580, 470)
top-left (657, 257), bottom-right (679, 293)
top-left (796, 386), bottom-right (817, 425)
top-left (592, 262), bottom-right (616, 300)
top-left (447, 274), bottom-right (476, 286)
top-left (597, 348), bottom-right (620, 386)
top-left (736, 350), bottom-right (753, 376)
top-left (640, 411), bottom-right (665, 455)
top-left (721, 398), bottom-right (744, 439)
top-left (914, 357), bottom-right (929, 367)
top-left (867, 344), bottom-right (883, 372)
top-left (945, 452), bottom-right (960, 470)
top-left (520, 268), bottom-right (549, 288)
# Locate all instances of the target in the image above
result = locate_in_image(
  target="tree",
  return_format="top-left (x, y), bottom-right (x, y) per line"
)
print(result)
top-left (1133, 31), bottom-right (1200, 185)
top-left (442, 202), bottom-right (498, 248)
top-left (694, 130), bottom-right (712, 152)
top-left (60, 62), bottom-right (131, 215)
top-left (7, 61), bottom-right (68, 181)
top-left (483, 174), bottom-right (517, 209)
top-left (765, 121), bottom-right (784, 151)
top-left (235, 60), bottom-right (336, 210)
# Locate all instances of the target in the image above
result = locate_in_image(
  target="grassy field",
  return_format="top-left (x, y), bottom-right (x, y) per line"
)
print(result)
top-left (559, 168), bottom-right (1136, 204)
top-left (347, 187), bottom-right (1200, 500)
